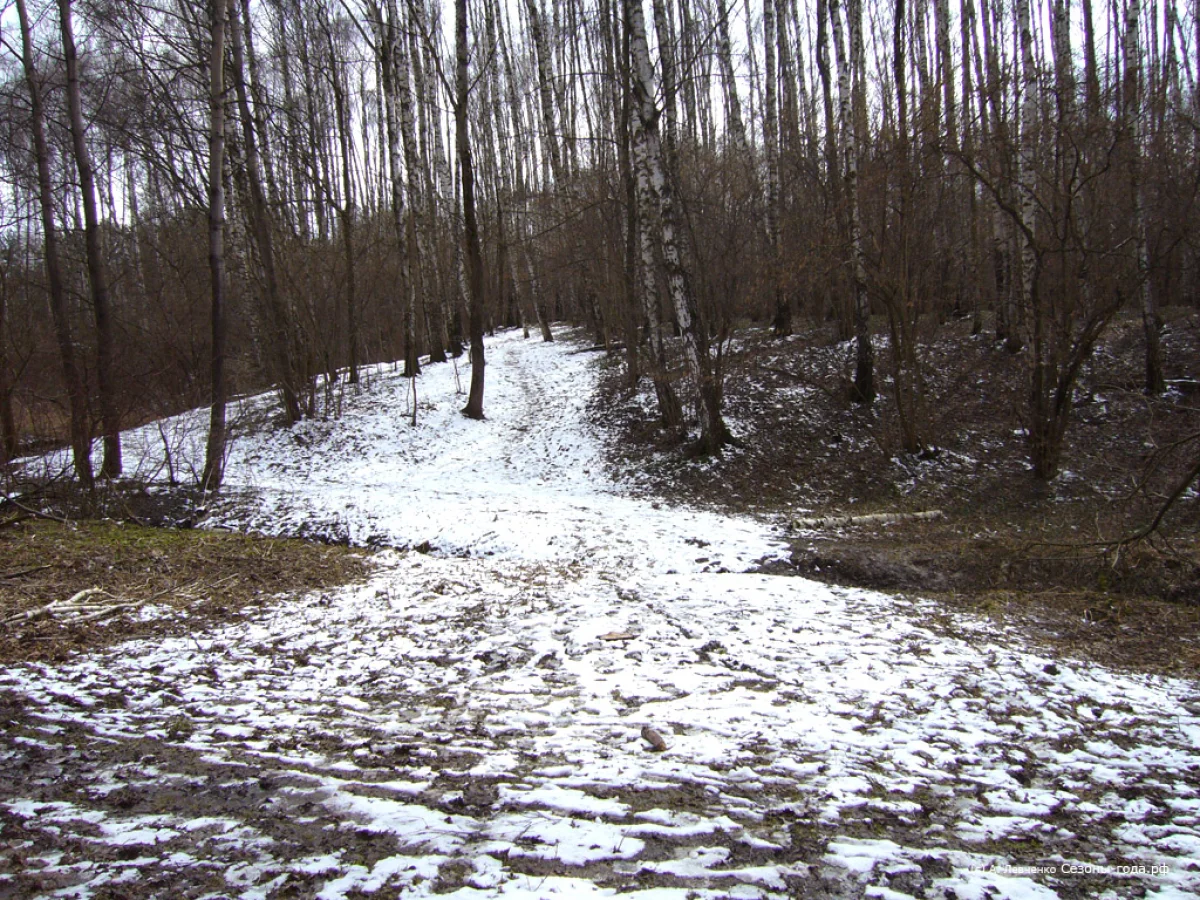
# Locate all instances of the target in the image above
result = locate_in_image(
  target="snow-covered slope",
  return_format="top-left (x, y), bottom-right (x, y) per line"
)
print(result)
top-left (3, 331), bottom-right (1199, 899)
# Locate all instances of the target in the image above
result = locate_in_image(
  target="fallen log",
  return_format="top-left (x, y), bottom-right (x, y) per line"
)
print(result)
top-left (789, 510), bottom-right (945, 531)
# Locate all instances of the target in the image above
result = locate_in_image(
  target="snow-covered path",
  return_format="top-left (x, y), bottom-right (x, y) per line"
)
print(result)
top-left (206, 333), bottom-right (776, 573)
top-left (3, 331), bottom-right (1200, 899)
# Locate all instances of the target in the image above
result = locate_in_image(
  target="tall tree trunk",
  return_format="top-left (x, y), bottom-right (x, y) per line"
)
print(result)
top-left (523, 0), bottom-right (561, 340)
top-left (602, 0), bottom-right (639, 378)
top-left (816, 0), bottom-right (839, 209)
top-left (790, 0), bottom-right (818, 159)
top-left (389, 0), bottom-right (432, 375)
top-left (526, 0), bottom-right (564, 185)
top-left (622, 14), bottom-right (683, 428)
top-left (1017, 0), bottom-right (1054, 477)
top-left (0, 247), bottom-right (17, 464)
top-left (410, 1), bottom-right (457, 359)
top-left (678, 0), bottom-right (700, 146)
top-left (626, 0), bottom-right (729, 451)
top-left (1051, 0), bottom-right (1076, 122)
top-left (497, 0), bottom-right (553, 341)
top-left (895, 0), bottom-right (909, 156)
top-left (16, 0), bottom-right (93, 489)
top-left (273, 0), bottom-right (305, 237)
top-left (889, 0), bottom-right (923, 452)
top-left (933, 0), bottom-right (956, 145)
top-left (1016, 0), bottom-right (1038, 353)
top-left (204, 0), bottom-right (230, 491)
top-left (242, 0), bottom-right (281, 222)
top-left (1194, 0), bottom-right (1200, 138)
top-left (830, 0), bottom-right (873, 401)
top-left (961, 0), bottom-right (983, 333)
top-left (1123, 0), bottom-right (1165, 393)
top-left (651, 0), bottom-right (680, 174)
top-left (743, 0), bottom-right (762, 144)
top-left (764, 0), bottom-right (788, 335)
top-left (912, 0), bottom-right (933, 135)
top-left (322, 11), bottom-right (359, 386)
top-left (457, 0), bottom-right (487, 419)
top-left (979, 0), bottom-right (1018, 348)
top-left (482, 0), bottom-right (519, 335)
top-left (59, 0), bottom-right (121, 478)
top-left (370, 1), bottom-right (418, 378)
top-left (776, 0), bottom-right (801, 153)
top-left (716, 0), bottom-right (751, 158)
top-left (295, 7), bottom-right (327, 243)
top-left (231, 0), bottom-right (302, 423)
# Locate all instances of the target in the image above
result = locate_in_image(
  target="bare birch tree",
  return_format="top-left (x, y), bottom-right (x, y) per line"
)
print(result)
top-left (626, 0), bottom-right (730, 452)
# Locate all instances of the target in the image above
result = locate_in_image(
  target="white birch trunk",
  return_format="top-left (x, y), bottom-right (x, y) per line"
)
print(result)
top-left (630, 108), bottom-right (683, 428)
top-left (627, 0), bottom-right (729, 450)
top-left (743, 0), bottom-right (762, 146)
top-left (1051, 0), bottom-right (1076, 121)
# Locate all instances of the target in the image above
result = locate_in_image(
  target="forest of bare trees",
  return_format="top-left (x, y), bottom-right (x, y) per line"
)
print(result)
top-left (0, 0), bottom-right (1196, 485)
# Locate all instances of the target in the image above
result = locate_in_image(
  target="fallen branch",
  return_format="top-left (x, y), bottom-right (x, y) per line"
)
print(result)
top-left (3, 588), bottom-right (114, 626)
top-left (789, 510), bottom-right (945, 531)
top-left (1, 576), bottom-right (225, 629)
top-left (0, 496), bottom-right (71, 525)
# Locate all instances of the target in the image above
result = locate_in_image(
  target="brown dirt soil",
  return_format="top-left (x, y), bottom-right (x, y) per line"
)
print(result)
top-left (0, 519), bottom-right (369, 666)
top-left (591, 309), bottom-right (1200, 677)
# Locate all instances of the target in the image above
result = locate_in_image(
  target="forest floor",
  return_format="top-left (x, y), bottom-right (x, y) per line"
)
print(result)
top-left (2, 321), bottom-right (1199, 899)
